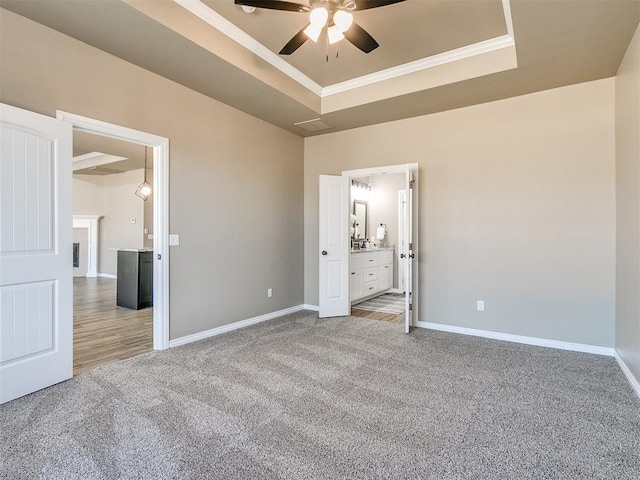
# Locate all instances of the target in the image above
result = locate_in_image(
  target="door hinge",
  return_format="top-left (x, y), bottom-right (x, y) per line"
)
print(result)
top-left (409, 303), bottom-right (413, 311)
top-left (157, 254), bottom-right (161, 260)
top-left (409, 242), bottom-right (413, 251)
top-left (409, 179), bottom-right (415, 189)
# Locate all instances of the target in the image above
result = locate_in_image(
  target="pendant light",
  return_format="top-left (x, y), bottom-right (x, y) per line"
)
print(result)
top-left (135, 146), bottom-right (152, 201)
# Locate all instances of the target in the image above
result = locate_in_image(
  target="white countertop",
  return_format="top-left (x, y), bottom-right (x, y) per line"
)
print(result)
top-left (350, 247), bottom-right (394, 253)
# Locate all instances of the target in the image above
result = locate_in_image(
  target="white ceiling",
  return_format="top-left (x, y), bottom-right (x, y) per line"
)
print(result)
top-left (1, 0), bottom-right (639, 137)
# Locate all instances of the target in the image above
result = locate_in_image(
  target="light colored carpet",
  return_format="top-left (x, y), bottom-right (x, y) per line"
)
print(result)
top-left (1, 311), bottom-right (639, 479)
top-left (354, 293), bottom-right (405, 314)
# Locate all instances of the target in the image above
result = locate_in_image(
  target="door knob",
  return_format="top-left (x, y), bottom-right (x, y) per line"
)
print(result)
top-left (400, 253), bottom-right (406, 259)
top-left (321, 250), bottom-right (328, 255)
top-left (409, 254), bottom-right (415, 259)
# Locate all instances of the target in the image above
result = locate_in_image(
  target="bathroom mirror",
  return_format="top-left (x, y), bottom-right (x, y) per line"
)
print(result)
top-left (353, 200), bottom-right (368, 240)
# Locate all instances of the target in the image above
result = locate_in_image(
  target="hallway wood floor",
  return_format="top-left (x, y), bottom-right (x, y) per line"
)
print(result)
top-left (350, 307), bottom-right (404, 323)
top-left (73, 277), bottom-right (152, 375)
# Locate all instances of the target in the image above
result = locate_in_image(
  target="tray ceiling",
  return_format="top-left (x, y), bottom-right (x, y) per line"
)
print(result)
top-left (1, 0), bottom-right (639, 137)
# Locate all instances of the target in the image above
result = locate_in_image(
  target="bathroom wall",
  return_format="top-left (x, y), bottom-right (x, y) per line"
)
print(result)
top-left (366, 173), bottom-right (405, 289)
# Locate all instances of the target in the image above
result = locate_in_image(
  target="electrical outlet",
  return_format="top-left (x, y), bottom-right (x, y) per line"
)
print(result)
top-left (477, 300), bottom-right (485, 311)
top-left (169, 234), bottom-right (180, 246)
top-left (267, 288), bottom-right (273, 298)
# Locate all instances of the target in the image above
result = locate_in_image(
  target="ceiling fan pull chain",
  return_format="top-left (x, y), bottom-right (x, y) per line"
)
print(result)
top-left (326, 30), bottom-right (329, 62)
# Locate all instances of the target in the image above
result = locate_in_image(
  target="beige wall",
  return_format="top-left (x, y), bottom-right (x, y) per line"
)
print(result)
top-left (101, 169), bottom-right (146, 275)
top-left (73, 170), bottom-right (145, 276)
top-left (143, 191), bottom-right (154, 250)
top-left (305, 79), bottom-right (616, 347)
top-left (1, 9), bottom-right (304, 340)
top-left (615, 24), bottom-right (640, 386)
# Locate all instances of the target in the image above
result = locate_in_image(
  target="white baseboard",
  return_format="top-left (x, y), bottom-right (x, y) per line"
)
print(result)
top-left (169, 305), bottom-right (305, 348)
top-left (303, 304), bottom-right (319, 311)
top-left (614, 352), bottom-right (640, 399)
top-left (416, 321), bottom-right (615, 357)
top-left (98, 273), bottom-right (117, 279)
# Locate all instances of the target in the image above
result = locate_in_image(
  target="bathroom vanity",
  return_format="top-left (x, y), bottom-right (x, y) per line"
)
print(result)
top-left (350, 248), bottom-right (394, 303)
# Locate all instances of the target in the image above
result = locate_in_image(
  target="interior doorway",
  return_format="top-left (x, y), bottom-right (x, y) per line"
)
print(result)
top-left (317, 163), bottom-right (418, 333)
top-left (349, 173), bottom-right (407, 324)
top-left (71, 132), bottom-right (155, 373)
top-left (56, 111), bottom-right (170, 364)
top-left (343, 164), bottom-right (418, 332)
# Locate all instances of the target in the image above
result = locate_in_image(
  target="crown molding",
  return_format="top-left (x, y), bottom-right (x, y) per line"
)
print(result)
top-left (174, 0), bottom-right (324, 96)
top-left (322, 34), bottom-right (515, 97)
top-left (174, 0), bottom-right (516, 101)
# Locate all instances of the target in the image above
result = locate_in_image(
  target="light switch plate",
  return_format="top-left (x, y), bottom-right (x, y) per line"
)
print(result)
top-left (169, 234), bottom-right (180, 246)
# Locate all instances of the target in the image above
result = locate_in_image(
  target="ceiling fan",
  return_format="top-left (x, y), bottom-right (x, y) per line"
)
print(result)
top-left (234, 0), bottom-right (406, 55)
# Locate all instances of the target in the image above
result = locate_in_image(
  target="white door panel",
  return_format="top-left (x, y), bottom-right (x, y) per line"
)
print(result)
top-left (0, 103), bottom-right (73, 404)
top-left (402, 164), bottom-right (419, 333)
top-left (319, 175), bottom-right (349, 318)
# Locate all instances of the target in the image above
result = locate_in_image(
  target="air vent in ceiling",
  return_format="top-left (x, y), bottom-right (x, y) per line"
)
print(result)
top-left (293, 118), bottom-right (332, 132)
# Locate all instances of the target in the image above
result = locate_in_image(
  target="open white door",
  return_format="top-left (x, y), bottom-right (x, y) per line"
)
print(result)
top-left (319, 174), bottom-right (350, 318)
top-left (0, 104), bottom-right (73, 404)
top-left (401, 165), bottom-right (419, 333)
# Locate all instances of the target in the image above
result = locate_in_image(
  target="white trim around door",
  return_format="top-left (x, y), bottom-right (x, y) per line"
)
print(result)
top-left (341, 163), bottom-right (419, 330)
top-left (56, 111), bottom-right (170, 350)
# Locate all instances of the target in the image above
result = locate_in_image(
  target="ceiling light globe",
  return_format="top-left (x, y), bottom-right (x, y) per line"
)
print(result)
top-left (309, 7), bottom-right (328, 27)
top-left (304, 23), bottom-right (323, 42)
top-left (333, 10), bottom-right (353, 33)
top-left (327, 25), bottom-right (344, 44)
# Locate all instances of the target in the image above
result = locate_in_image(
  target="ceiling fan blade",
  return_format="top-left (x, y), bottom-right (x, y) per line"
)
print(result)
top-left (344, 22), bottom-right (379, 53)
top-left (351, 0), bottom-right (406, 11)
top-left (279, 25), bottom-right (309, 55)
top-left (234, 0), bottom-right (309, 12)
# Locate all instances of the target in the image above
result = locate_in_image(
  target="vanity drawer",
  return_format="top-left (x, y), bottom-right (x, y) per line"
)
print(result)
top-left (363, 280), bottom-right (377, 295)
top-left (361, 252), bottom-right (378, 267)
top-left (350, 253), bottom-right (364, 270)
top-left (363, 267), bottom-right (377, 281)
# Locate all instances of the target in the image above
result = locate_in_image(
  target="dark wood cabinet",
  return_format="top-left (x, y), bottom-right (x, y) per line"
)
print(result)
top-left (117, 250), bottom-right (153, 310)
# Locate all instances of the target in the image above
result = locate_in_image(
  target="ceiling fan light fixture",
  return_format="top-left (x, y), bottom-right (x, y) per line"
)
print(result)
top-left (333, 10), bottom-right (353, 32)
top-left (327, 24), bottom-right (344, 44)
top-left (309, 7), bottom-right (328, 27)
top-left (304, 23), bottom-right (323, 42)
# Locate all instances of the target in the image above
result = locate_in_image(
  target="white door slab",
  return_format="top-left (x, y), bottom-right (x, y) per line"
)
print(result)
top-left (319, 175), bottom-right (350, 318)
top-left (404, 164), bottom-right (419, 332)
top-left (0, 103), bottom-right (73, 404)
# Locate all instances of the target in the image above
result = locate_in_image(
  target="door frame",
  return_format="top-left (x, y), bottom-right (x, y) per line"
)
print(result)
top-left (56, 111), bottom-right (170, 350)
top-left (341, 163), bottom-right (419, 326)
